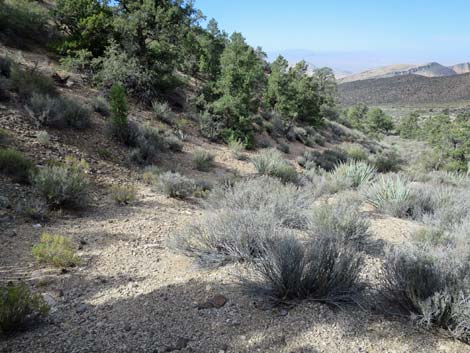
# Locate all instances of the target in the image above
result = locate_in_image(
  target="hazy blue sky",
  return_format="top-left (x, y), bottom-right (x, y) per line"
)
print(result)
top-left (195, 0), bottom-right (470, 72)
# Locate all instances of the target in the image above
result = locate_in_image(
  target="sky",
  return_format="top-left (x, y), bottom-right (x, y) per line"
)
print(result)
top-left (195, 0), bottom-right (470, 73)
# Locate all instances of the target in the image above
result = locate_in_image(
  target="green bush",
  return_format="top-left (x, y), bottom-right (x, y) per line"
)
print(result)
top-left (108, 84), bottom-right (129, 143)
top-left (32, 157), bottom-right (89, 208)
top-left (193, 149), bottom-right (215, 171)
top-left (0, 282), bottom-right (49, 334)
top-left (252, 148), bottom-right (298, 184)
top-left (157, 171), bottom-right (195, 199)
top-left (32, 233), bottom-right (80, 268)
top-left (28, 94), bottom-right (91, 129)
top-left (110, 184), bottom-right (137, 205)
top-left (372, 150), bottom-right (402, 173)
top-left (0, 148), bottom-right (34, 183)
top-left (343, 144), bottom-right (368, 161)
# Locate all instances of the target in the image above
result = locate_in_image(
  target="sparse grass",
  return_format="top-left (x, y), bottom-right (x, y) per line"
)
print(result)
top-left (0, 148), bottom-right (35, 183)
top-left (32, 157), bottom-right (89, 208)
top-left (228, 138), bottom-right (246, 160)
top-left (32, 233), bottom-right (80, 268)
top-left (246, 234), bottom-right (364, 303)
top-left (193, 149), bottom-right (215, 171)
top-left (157, 171), bottom-right (195, 199)
top-left (111, 184), bottom-right (137, 205)
top-left (0, 282), bottom-right (49, 334)
top-left (252, 148), bottom-right (298, 184)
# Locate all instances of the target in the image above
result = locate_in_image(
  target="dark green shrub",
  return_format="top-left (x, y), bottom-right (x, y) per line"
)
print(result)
top-left (0, 282), bottom-right (49, 334)
top-left (193, 149), bottom-right (215, 171)
top-left (32, 233), bottom-right (80, 268)
top-left (0, 57), bottom-right (12, 78)
top-left (298, 149), bottom-right (347, 171)
top-left (0, 148), bottom-right (34, 183)
top-left (32, 157), bottom-right (89, 208)
top-left (373, 150), bottom-right (402, 173)
top-left (109, 84), bottom-right (129, 143)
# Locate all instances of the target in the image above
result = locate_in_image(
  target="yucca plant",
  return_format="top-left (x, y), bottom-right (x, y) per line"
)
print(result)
top-left (365, 174), bottom-right (413, 218)
top-left (332, 160), bottom-right (376, 188)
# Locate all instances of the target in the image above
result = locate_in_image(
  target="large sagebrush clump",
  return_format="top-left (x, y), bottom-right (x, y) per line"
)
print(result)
top-left (32, 157), bottom-right (90, 208)
top-left (310, 196), bottom-right (370, 248)
top-left (381, 240), bottom-right (470, 343)
top-left (157, 171), bottom-right (195, 199)
top-left (0, 148), bottom-right (35, 183)
top-left (252, 148), bottom-right (298, 184)
top-left (247, 234), bottom-right (364, 303)
top-left (206, 176), bottom-right (313, 229)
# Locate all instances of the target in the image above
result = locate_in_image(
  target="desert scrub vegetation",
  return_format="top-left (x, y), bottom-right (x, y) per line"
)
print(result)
top-left (381, 241), bottom-right (470, 343)
top-left (207, 176), bottom-right (313, 229)
top-left (90, 96), bottom-right (110, 116)
top-left (228, 137), bottom-right (246, 160)
top-left (252, 148), bottom-right (298, 184)
top-left (110, 184), bottom-right (137, 205)
top-left (0, 128), bottom-right (10, 146)
top-left (365, 174), bottom-right (413, 218)
top-left (246, 234), bottom-right (364, 303)
top-left (331, 160), bottom-right (376, 188)
top-left (27, 93), bottom-right (91, 129)
top-left (0, 282), bottom-right (49, 334)
top-left (9, 64), bottom-right (57, 100)
top-left (0, 148), bottom-right (35, 183)
top-left (142, 165), bottom-right (160, 185)
top-left (371, 150), bottom-right (402, 173)
top-left (193, 149), bottom-right (215, 171)
top-left (32, 157), bottom-right (90, 208)
top-left (152, 100), bottom-right (176, 125)
top-left (32, 233), bottom-right (80, 268)
top-left (297, 148), bottom-right (347, 172)
top-left (309, 196), bottom-right (370, 248)
top-left (157, 171), bottom-right (195, 199)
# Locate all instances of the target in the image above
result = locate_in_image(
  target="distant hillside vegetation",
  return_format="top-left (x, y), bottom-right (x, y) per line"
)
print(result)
top-left (338, 73), bottom-right (470, 106)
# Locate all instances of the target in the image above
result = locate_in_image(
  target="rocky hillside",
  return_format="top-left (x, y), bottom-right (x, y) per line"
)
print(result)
top-left (339, 62), bottom-right (469, 83)
top-left (338, 72), bottom-right (470, 106)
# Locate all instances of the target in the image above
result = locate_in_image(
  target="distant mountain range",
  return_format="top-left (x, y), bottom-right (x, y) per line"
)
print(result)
top-left (339, 62), bottom-right (470, 83)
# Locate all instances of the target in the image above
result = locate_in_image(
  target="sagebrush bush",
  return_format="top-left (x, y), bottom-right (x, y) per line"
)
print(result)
top-left (310, 197), bottom-right (370, 248)
top-left (152, 100), bottom-right (176, 125)
top-left (381, 243), bottom-right (470, 342)
top-left (0, 148), bottom-right (34, 183)
top-left (28, 94), bottom-right (90, 129)
top-left (32, 157), bottom-right (89, 208)
top-left (10, 65), bottom-right (56, 99)
top-left (111, 184), bottom-right (137, 205)
top-left (130, 125), bottom-right (166, 164)
top-left (176, 209), bottom-right (279, 265)
top-left (365, 174), bottom-right (413, 218)
top-left (193, 149), bottom-right (215, 171)
top-left (298, 149), bottom-right (347, 171)
top-left (91, 96), bottom-right (110, 116)
top-left (332, 160), bottom-right (376, 188)
top-left (252, 148), bottom-right (298, 184)
top-left (246, 234), bottom-right (364, 302)
top-left (36, 131), bottom-right (50, 145)
top-left (142, 165), bottom-right (160, 185)
top-left (343, 144), bottom-right (368, 161)
top-left (32, 233), bottom-right (80, 268)
top-left (372, 150), bottom-right (402, 173)
top-left (0, 282), bottom-right (49, 334)
top-left (165, 134), bottom-right (183, 153)
top-left (207, 176), bottom-right (313, 229)
top-left (157, 171), bottom-right (195, 199)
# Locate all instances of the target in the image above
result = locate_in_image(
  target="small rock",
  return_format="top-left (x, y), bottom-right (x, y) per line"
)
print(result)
top-left (42, 293), bottom-right (57, 312)
top-left (8, 229), bottom-right (17, 237)
top-left (198, 294), bottom-right (228, 309)
top-left (76, 304), bottom-right (88, 314)
top-left (32, 223), bottom-right (42, 229)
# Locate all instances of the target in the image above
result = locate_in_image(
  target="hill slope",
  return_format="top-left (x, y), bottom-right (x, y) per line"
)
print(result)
top-left (338, 72), bottom-right (470, 106)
